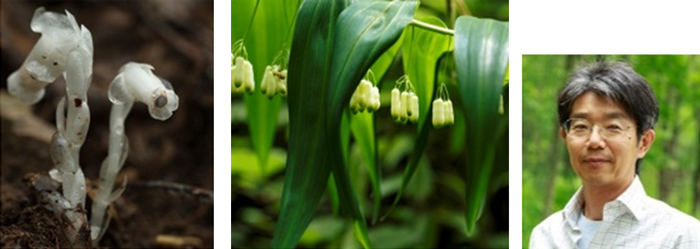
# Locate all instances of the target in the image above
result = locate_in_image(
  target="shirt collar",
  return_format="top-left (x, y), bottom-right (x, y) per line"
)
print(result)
top-left (563, 175), bottom-right (647, 227)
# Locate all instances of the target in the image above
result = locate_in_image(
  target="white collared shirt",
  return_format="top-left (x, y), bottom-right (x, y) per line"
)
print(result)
top-left (530, 176), bottom-right (700, 249)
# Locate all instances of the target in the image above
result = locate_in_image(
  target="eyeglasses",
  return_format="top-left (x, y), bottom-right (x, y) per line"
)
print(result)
top-left (562, 118), bottom-right (633, 140)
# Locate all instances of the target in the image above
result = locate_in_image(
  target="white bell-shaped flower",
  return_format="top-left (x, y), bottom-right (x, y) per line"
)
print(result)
top-left (349, 79), bottom-right (380, 113)
top-left (391, 88), bottom-right (401, 120)
top-left (232, 56), bottom-right (254, 94)
top-left (276, 69), bottom-right (287, 97)
top-left (432, 99), bottom-right (445, 128)
top-left (260, 65), bottom-right (276, 97)
top-left (108, 62), bottom-right (179, 121)
top-left (231, 66), bottom-right (239, 92)
top-left (400, 91), bottom-right (409, 121)
top-left (444, 99), bottom-right (454, 125)
top-left (7, 7), bottom-right (93, 104)
top-left (369, 85), bottom-right (380, 111)
top-left (408, 92), bottom-right (419, 123)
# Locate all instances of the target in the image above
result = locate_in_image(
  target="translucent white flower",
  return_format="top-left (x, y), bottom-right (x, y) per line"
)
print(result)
top-left (108, 62), bottom-right (179, 121)
top-left (7, 7), bottom-right (93, 104)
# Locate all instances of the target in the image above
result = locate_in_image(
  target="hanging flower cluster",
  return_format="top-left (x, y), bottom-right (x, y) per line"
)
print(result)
top-left (231, 40), bottom-right (254, 94)
top-left (260, 65), bottom-right (288, 98)
top-left (350, 70), bottom-right (380, 114)
top-left (432, 83), bottom-right (454, 128)
top-left (391, 75), bottom-right (419, 124)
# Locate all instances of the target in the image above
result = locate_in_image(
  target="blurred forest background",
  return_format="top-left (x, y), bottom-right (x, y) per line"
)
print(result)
top-left (522, 55), bottom-right (700, 246)
top-left (232, 0), bottom-right (508, 248)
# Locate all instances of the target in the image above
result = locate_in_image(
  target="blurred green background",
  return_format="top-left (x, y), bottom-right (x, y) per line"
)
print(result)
top-left (232, 0), bottom-right (508, 248)
top-left (522, 55), bottom-right (700, 247)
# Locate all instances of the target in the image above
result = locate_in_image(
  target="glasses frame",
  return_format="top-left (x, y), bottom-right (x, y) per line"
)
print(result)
top-left (561, 117), bottom-right (634, 140)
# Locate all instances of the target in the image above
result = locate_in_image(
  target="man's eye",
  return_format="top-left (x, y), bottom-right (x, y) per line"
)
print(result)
top-left (607, 125), bottom-right (622, 131)
top-left (572, 124), bottom-right (589, 130)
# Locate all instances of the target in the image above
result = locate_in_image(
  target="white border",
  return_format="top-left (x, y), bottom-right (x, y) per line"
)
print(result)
top-left (213, 0), bottom-right (232, 248)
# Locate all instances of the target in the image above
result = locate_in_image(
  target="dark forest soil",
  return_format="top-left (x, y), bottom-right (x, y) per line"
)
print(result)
top-left (1, 1), bottom-right (213, 248)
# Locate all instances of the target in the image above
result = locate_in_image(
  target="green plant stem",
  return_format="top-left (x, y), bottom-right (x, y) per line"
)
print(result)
top-left (242, 0), bottom-right (260, 43)
top-left (410, 19), bottom-right (454, 36)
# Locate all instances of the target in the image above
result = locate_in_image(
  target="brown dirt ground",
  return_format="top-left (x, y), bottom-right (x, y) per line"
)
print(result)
top-left (1, 1), bottom-right (213, 248)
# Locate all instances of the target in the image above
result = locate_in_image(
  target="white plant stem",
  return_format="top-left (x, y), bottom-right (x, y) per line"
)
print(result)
top-left (90, 101), bottom-right (131, 243)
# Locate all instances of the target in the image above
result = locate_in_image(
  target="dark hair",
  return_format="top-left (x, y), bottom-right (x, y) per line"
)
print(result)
top-left (557, 61), bottom-right (659, 174)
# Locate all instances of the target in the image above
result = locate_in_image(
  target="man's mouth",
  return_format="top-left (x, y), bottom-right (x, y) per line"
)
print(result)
top-left (583, 157), bottom-right (611, 165)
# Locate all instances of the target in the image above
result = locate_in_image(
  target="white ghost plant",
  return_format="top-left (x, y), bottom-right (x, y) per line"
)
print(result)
top-left (91, 62), bottom-right (179, 243)
top-left (6, 7), bottom-right (94, 247)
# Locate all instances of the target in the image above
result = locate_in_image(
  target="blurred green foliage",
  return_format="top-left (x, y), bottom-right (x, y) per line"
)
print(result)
top-left (522, 55), bottom-right (700, 247)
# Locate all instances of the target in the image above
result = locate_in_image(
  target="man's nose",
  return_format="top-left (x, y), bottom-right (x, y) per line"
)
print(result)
top-left (587, 127), bottom-right (606, 149)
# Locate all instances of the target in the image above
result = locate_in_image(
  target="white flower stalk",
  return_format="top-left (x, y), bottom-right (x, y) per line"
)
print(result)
top-left (232, 56), bottom-right (254, 94)
top-left (350, 79), bottom-right (380, 114)
top-left (92, 62), bottom-right (179, 244)
top-left (7, 7), bottom-right (92, 104)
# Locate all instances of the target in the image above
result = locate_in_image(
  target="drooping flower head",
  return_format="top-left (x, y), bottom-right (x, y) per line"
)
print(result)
top-left (108, 62), bottom-right (179, 120)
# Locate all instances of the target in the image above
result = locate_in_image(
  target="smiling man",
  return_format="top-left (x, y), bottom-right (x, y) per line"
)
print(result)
top-left (529, 61), bottom-right (700, 249)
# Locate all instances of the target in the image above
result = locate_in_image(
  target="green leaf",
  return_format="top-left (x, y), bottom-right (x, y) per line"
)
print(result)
top-left (272, 0), bottom-right (417, 248)
top-left (350, 111), bottom-right (379, 223)
top-left (232, 0), bottom-right (301, 172)
top-left (454, 16), bottom-right (509, 235)
top-left (385, 16), bottom-right (452, 218)
top-left (347, 33), bottom-right (402, 225)
top-left (271, 0), bottom-right (347, 247)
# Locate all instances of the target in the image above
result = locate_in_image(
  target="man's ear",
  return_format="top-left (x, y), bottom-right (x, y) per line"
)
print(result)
top-left (637, 129), bottom-right (656, 158)
top-left (559, 127), bottom-right (567, 140)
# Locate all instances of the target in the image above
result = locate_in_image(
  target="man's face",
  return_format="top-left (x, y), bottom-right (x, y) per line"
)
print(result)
top-left (560, 92), bottom-right (655, 188)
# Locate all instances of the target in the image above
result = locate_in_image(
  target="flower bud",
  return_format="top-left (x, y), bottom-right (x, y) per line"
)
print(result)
top-left (400, 91), bottom-right (409, 120)
top-left (408, 93), bottom-right (419, 123)
top-left (370, 86), bottom-right (380, 111)
top-left (432, 99), bottom-right (444, 128)
top-left (391, 88), bottom-right (401, 119)
top-left (231, 66), bottom-right (242, 93)
top-left (260, 66), bottom-right (274, 94)
top-left (242, 60), bottom-right (255, 93)
top-left (445, 100), bottom-right (454, 125)
top-left (233, 57), bottom-right (245, 87)
top-left (276, 69), bottom-right (287, 97)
